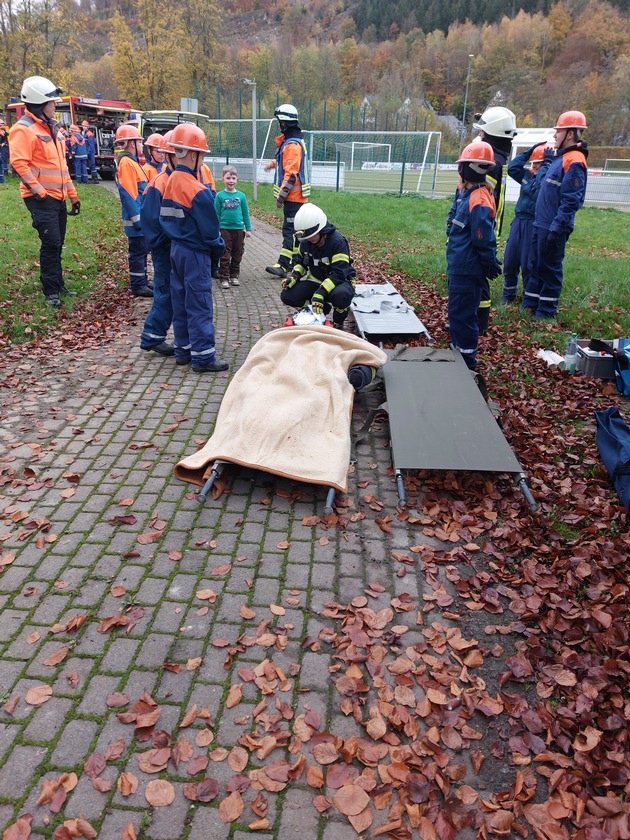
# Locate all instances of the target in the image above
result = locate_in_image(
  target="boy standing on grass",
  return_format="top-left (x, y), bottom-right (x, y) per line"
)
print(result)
top-left (214, 165), bottom-right (252, 289)
top-left (446, 142), bottom-right (502, 371)
top-left (159, 123), bottom-right (228, 373)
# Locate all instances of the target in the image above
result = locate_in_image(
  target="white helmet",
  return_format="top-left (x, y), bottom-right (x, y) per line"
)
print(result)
top-left (274, 104), bottom-right (299, 124)
top-left (294, 203), bottom-right (327, 240)
top-left (21, 76), bottom-right (63, 105)
top-left (473, 106), bottom-right (517, 139)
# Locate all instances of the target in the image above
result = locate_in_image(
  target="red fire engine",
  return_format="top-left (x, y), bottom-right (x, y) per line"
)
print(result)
top-left (4, 94), bottom-right (136, 178)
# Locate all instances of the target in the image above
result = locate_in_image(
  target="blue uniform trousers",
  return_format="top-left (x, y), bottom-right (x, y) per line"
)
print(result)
top-left (140, 245), bottom-right (172, 349)
top-left (74, 157), bottom-right (88, 183)
top-left (0, 146), bottom-right (8, 176)
top-left (170, 242), bottom-right (217, 368)
top-left (522, 227), bottom-right (567, 318)
top-left (502, 217), bottom-right (533, 303)
top-left (128, 236), bottom-right (149, 292)
top-left (87, 152), bottom-right (99, 181)
top-left (448, 273), bottom-right (483, 371)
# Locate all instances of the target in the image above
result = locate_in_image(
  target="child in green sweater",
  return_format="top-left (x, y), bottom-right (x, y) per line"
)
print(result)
top-left (214, 165), bottom-right (252, 288)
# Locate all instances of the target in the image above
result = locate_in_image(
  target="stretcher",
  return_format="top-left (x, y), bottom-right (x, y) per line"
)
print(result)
top-left (376, 346), bottom-right (537, 511)
top-left (351, 282), bottom-right (432, 342)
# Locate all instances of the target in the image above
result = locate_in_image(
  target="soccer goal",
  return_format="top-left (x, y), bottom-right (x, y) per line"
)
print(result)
top-left (335, 141), bottom-right (393, 172)
top-left (603, 159), bottom-right (630, 174)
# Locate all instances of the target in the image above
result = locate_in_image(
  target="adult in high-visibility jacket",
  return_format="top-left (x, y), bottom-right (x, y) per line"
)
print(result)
top-left (522, 111), bottom-right (588, 320)
top-left (281, 204), bottom-right (356, 328)
top-left (69, 125), bottom-right (88, 184)
top-left (446, 142), bottom-right (501, 371)
top-left (264, 104), bottom-right (311, 279)
top-left (500, 142), bottom-right (553, 303)
top-left (115, 123), bottom-right (152, 298)
top-left (159, 123), bottom-right (227, 372)
top-left (0, 120), bottom-right (9, 182)
top-left (470, 106), bottom-right (517, 333)
top-left (81, 121), bottom-right (99, 182)
top-left (140, 133), bottom-right (175, 357)
top-left (9, 76), bottom-right (81, 308)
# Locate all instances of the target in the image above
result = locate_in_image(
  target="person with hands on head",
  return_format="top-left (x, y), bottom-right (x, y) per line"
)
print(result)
top-left (446, 141), bottom-right (500, 371)
top-left (501, 140), bottom-right (553, 304)
top-left (264, 104), bottom-right (311, 279)
top-left (9, 75), bottom-right (80, 308)
top-left (280, 203), bottom-right (356, 329)
top-left (522, 111), bottom-right (588, 320)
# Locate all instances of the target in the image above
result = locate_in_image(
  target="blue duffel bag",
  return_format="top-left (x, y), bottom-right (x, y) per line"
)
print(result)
top-left (595, 406), bottom-right (630, 511)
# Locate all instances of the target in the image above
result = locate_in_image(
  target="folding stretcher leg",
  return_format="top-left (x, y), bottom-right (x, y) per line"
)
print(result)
top-left (516, 473), bottom-right (538, 512)
top-left (197, 461), bottom-right (226, 506)
top-left (324, 488), bottom-right (336, 516)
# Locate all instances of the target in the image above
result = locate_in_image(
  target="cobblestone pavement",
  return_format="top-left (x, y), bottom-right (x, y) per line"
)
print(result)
top-left (0, 217), bottom-right (450, 839)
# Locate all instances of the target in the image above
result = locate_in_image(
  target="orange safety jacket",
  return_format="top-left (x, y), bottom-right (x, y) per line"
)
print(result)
top-left (9, 109), bottom-right (78, 202)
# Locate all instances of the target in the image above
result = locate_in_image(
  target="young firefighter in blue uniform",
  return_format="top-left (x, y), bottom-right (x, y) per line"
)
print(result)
top-left (159, 123), bottom-right (227, 372)
top-left (446, 142), bottom-right (501, 371)
top-left (280, 203), bottom-right (356, 329)
top-left (143, 133), bottom-right (166, 181)
top-left (140, 132), bottom-right (175, 357)
top-left (501, 142), bottom-right (553, 303)
top-left (264, 104), bottom-right (311, 278)
top-left (522, 111), bottom-right (588, 320)
top-left (470, 106), bottom-right (517, 333)
top-left (81, 121), bottom-right (99, 182)
top-left (115, 123), bottom-right (153, 298)
top-left (69, 124), bottom-right (88, 183)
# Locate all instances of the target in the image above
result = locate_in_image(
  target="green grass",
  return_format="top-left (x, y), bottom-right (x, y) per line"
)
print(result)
top-left (243, 183), bottom-right (630, 342)
top-left (0, 180), bottom-right (126, 343)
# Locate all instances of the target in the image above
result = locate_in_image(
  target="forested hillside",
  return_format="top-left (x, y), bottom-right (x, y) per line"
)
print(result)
top-left (1, 0), bottom-right (629, 148)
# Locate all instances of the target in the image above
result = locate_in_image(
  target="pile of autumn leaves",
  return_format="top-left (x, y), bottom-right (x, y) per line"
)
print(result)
top-left (5, 576), bottom-right (629, 839)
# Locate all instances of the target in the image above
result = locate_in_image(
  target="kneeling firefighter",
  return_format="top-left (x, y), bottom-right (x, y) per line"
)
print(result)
top-left (280, 203), bottom-right (356, 330)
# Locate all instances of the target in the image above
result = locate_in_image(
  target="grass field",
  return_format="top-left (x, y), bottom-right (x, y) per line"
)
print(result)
top-left (248, 183), bottom-right (630, 346)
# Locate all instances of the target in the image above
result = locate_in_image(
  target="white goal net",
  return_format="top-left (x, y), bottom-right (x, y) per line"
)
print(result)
top-left (335, 141), bottom-right (393, 172)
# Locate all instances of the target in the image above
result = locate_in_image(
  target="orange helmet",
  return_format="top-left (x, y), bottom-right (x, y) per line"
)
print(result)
top-left (457, 140), bottom-right (495, 169)
top-left (115, 123), bottom-right (142, 142)
top-left (81, 120), bottom-right (90, 127)
top-left (530, 144), bottom-right (553, 165)
top-left (168, 123), bottom-right (208, 153)
top-left (555, 111), bottom-right (587, 130)
top-left (145, 133), bottom-right (165, 150)
top-left (69, 124), bottom-right (80, 132)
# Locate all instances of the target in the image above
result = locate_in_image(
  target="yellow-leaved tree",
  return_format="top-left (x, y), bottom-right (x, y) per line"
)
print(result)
top-left (110, 0), bottom-right (189, 110)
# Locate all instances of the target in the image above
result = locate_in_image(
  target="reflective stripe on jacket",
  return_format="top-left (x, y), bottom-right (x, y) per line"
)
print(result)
top-left (159, 164), bottom-right (224, 256)
top-left (272, 133), bottom-right (311, 202)
top-left (446, 184), bottom-right (497, 276)
top-left (70, 134), bottom-right (87, 159)
top-left (9, 110), bottom-right (78, 202)
top-left (141, 168), bottom-right (171, 252)
top-left (115, 151), bottom-right (149, 238)
top-left (290, 224), bottom-right (356, 287)
top-left (534, 146), bottom-right (588, 234)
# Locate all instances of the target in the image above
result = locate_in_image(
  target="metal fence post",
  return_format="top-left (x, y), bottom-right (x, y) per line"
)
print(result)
top-left (336, 151), bottom-right (341, 192)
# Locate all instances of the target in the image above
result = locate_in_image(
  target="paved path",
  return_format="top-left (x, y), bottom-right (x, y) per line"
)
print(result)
top-left (0, 217), bottom-right (439, 839)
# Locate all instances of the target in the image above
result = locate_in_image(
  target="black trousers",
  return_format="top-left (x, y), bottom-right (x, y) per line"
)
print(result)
top-left (281, 279), bottom-right (355, 325)
top-left (279, 200), bottom-right (303, 269)
top-left (24, 195), bottom-right (67, 297)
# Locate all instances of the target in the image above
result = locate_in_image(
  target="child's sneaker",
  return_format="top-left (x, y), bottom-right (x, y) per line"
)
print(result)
top-left (230, 278), bottom-right (240, 286)
top-left (221, 280), bottom-right (230, 289)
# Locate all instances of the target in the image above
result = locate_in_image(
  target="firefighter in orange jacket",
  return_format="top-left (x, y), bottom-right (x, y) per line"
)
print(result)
top-left (9, 76), bottom-right (81, 308)
top-left (264, 104), bottom-right (311, 279)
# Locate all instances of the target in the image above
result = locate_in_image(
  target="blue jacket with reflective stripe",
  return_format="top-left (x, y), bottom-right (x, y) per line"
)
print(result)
top-left (446, 184), bottom-right (497, 276)
top-left (534, 144), bottom-right (588, 234)
top-left (159, 164), bottom-right (224, 258)
top-left (508, 150), bottom-right (551, 220)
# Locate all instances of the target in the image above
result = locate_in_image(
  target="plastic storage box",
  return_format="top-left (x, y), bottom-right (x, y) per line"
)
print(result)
top-left (576, 340), bottom-right (617, 378)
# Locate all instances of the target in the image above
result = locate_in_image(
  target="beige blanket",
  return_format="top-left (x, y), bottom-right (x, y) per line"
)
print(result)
top-left (174, 326), bottom-right (388, 492)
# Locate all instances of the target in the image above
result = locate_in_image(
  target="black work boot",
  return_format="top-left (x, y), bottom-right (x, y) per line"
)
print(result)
top-left (193, 358), bottom-right (229, 373)
top-left (265, 264), bottom-right (287, 279)
top-left (45, 295), bottom-right (61, 308)
top-left (132, 286), bottom-right (153, 298)
top-left (143, 342), bottom-right (175, 357)
top-left (59, 286), bottom-right (77, 297)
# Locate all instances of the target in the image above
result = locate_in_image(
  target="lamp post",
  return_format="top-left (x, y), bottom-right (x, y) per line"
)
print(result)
top-left (241, 78), bottom-right (257, 201)
top-left (459, 54), bottom-right (474, 155)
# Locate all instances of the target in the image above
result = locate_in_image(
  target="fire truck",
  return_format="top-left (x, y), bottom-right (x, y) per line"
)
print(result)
top-left (4, 94), bottom-right (136, 178)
